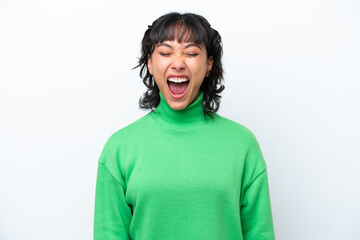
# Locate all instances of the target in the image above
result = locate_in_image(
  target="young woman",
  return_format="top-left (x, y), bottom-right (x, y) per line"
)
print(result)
top-left (94, 12), bottom-right (275, 240)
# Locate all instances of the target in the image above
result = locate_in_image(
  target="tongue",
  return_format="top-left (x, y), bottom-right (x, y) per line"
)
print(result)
top-left (168, 81), bottom-right (189, 95)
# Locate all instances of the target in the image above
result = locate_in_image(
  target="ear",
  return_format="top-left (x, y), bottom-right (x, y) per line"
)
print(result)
top-left (147, 54), bottom-right (153, 75)
top-left (206, 56), bottom-right (213, 77)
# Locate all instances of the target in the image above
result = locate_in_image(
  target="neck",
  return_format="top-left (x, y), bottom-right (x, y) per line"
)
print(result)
top-left (151, 92), bottom-right (207, 127)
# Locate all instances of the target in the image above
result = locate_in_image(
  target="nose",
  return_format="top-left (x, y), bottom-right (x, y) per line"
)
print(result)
top-left (171, 55), bottom-right (185, 71)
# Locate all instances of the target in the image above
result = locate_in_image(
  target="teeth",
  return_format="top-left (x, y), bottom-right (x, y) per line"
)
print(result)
top-left (168, 77), bottom-right (189, 83)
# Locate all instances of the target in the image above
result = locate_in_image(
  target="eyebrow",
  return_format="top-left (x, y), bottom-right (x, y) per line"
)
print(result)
top-left (156, 43), bottom-right (202, 49)
top-left (184, 43), bottom-right (201, 49)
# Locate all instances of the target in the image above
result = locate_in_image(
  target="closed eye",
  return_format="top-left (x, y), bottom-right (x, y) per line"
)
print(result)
top-left (159, 52), bottom-right (171, 56)
top-left (186, 53), bottom-right (199, 57)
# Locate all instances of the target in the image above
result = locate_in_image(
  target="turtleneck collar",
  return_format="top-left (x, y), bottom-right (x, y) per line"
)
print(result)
top-left (151, 91), bottom-right (208, 127)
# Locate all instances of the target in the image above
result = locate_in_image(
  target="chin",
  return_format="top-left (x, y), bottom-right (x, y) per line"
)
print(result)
top-left (168, 100), bottom-right (188, 110)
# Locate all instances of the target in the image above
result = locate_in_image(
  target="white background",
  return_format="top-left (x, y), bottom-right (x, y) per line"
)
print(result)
top-left (1, 0), bottom-right (359, 239)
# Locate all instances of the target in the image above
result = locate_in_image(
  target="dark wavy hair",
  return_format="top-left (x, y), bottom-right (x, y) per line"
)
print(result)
top-left (134, 12), bottom-right (224, 117)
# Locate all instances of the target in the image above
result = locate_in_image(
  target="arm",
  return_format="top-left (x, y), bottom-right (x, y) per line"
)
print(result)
top-left (94, 162), bottom-right (132, 240)
top-left (240, 134), bottom-right (275, 240)
top-left (240, 169), bottom-right (275, 240)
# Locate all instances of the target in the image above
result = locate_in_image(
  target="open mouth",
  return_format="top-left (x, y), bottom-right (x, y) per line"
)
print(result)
top-left (167, 77), bottom-right (189, 98)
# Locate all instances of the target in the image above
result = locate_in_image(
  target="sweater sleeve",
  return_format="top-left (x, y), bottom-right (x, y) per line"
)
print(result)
top-left (240, 170), bottom-right (275, 240)
top-left (240, 135), bottom-right (275, 240)
top-left (94, 162), bottom-right (132, 240)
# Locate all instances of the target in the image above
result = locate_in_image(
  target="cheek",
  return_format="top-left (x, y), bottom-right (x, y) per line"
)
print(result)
top-left (191, 59), bottom-right (208, 79)
top-left (153, 78), bottom-right (162, 89)
top-left (152, 59), bottom-right (169, 76)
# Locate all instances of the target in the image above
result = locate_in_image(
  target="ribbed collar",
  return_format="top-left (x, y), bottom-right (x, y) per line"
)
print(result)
top-left (151, 92), bottom-right (207, 127)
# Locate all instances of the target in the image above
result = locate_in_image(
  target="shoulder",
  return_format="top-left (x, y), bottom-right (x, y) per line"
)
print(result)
top-left (96, 114), bottom-right (154, 183)
top-left (214, 114), bottom-right (268, 172)
top-left (211, 114), bottom-right (259, 145)
top-left (212, 114), bottom-right (267, 173)
top-left (98, 113), bottom-right (153, 160)
top-left (106, 113), bottom-right (153, 143)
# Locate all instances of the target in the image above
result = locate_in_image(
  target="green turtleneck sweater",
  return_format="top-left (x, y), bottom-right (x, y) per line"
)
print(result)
top-left (94, 92), bottom-right (275, 240)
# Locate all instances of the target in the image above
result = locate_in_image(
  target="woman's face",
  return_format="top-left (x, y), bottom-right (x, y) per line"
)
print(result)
top-left (147, 40), bottom-right (213, 110)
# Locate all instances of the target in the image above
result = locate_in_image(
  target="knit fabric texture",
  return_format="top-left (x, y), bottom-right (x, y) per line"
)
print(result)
top-left (94, 92), bottom-right (275, 240)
